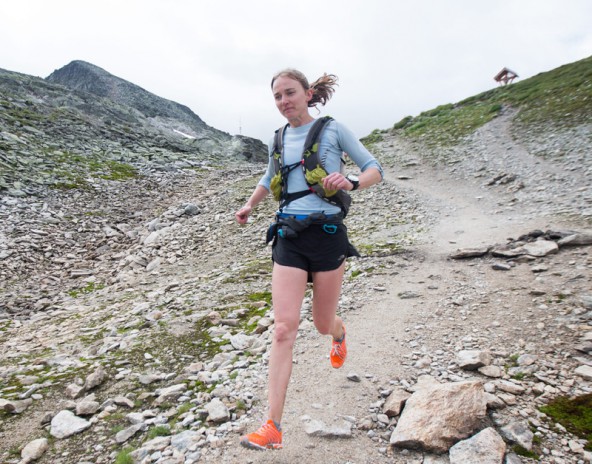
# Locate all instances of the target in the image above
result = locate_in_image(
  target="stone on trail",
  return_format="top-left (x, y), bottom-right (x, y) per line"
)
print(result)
top-left (500, 421), bottom-right (534, 451)
top-left (519, 240), bottom-right (558, 257)
top-left (478, 365), bottom-right (504, 378)
top-left (558, 232), bottom-right (592, 247)
top-left (304, 419), bottom-right (353, 438)
top-left (449, 427), bottom-right (506, 464)
top-left (390, 380), bottom-right (487, 453)
top-left (449, 247), bottom-right (490, 259)
top-left (457, 350), bottom-right (492, 370)
top-left (383, 388), bottom-right (412, 417)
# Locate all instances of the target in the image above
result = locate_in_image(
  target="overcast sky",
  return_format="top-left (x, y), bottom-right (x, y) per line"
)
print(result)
top-left (1, 0), bottom-right (591, 143)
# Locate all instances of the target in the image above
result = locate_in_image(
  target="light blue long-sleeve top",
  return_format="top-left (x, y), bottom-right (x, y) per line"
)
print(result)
top-left (258, 119), bottom-right (383, 215)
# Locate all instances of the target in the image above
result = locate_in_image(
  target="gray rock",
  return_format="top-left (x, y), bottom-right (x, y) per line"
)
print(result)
top-left (154, 383), bottom-right (187, 405)
top-left (457, 350), bottom-right (492, 370)
top-left (206, 397), bottom-right (229, 423)
top-left (170, 430), bottom-right (202, 452)
top-left (500, 421), bottom-right (534, 451)
top-left (2, 398), bottom-right (33, 414)
top-left (492, 262), bottom-right (513, 271)
top-left (478, 365), bottom-right (504, 378)
top-left (113, 396), bottom-right (135, 408)
top-left (449, 427), bottom-right (506, 464)
top-left (520, 240), bottom-right (558, 257)
top-left (558, 232), bottom-right (592, 247)
top-left (347, 372), bottom-right (361, 382)
top-left (83, 366), bottom-right (107, 391)
top-left (304, 419), bottom-right (352, 438)
top-left (575, 365), bottom-right (592, 380)
top-left (517, 354), bottom-right (537, 366)
top-left (390, 380), bottom-right (487, 453)
top-left (449, 247), bottom-right (490, 259)
top-left (115, 423), bottom-right (146, 444)
top-left (76, 400), bottom-right (100, 416)
top-left (383, 388), bottom-right (411, 417)
top-left (504, 453), bottom-right (523, 464)
top-left (20, 437), bottom-right (49, 463)
top-left (229, 333), bottom-right (254, 350)
top-left (50, 410), bottom-right (92, 439)
top-left (495, 380), bottom-right (525, 395)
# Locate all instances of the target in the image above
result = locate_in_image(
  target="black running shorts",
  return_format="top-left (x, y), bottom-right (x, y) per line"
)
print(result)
top-left (272, 222), bottom-right (357, 273)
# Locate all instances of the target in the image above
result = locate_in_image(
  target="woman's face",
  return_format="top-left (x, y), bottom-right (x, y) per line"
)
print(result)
top-left (272, 75), bottom-right (313, 123)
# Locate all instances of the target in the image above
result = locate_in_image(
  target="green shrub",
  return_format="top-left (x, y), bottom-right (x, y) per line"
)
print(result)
top-left (539, 393), bottom-right (592, 450)
top-left (114, 448), bottom-right (134, 464)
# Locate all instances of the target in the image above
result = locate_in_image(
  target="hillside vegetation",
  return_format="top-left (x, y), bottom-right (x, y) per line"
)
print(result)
top-left (363, 55), bottom-right (592, 148)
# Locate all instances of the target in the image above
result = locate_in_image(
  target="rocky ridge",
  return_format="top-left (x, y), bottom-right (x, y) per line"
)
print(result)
top-left (1, 74), bottom-right (592, 463)
top-left (0, 62), bottom-right (267, 197)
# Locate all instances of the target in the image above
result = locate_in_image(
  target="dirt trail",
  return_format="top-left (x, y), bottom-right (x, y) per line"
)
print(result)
top-left (227, 154), bottom-right (570, 463)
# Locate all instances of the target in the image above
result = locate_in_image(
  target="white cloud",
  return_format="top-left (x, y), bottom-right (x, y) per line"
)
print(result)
top-left (1, 0), bottom-right (590, 142)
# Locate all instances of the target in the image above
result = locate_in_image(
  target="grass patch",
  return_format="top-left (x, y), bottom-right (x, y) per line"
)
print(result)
top-left (246, 291), bottom-right (272, 306)
top-left (539, 393), bottom-right (592, 450)
top-left (46, 150), bottom-right (141, 191)
top-left (99, 160), bottom-right (138, 181)
top-left (512, 444), bottom-right (539, 459)
top-left (146, 425), bottom-right (171, 440)
top-left (505, 353), bottom-right (519, 370)
top-left (357, 242), bottom-right (404, 257)
top-left (114, 447), bottom-right (134, 464)
top-left (360, 129), bottom-right (385, 148)
top-left (68, 281), bottom-right (106, 298)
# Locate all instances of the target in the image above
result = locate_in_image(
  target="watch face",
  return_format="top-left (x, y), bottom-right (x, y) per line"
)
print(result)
top-left (348, 175), bottom-right (359, 182)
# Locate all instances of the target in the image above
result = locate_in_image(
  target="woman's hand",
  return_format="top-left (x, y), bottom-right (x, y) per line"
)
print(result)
top-left (235, 204), bottom-right (252, 224)
top-left (323, 172), bottom-right (354, 191)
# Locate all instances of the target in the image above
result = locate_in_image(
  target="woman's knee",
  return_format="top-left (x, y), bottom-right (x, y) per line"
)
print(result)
top-left (273, 319), bottom-right (299, 344)
top-left (313, 317), bottom-right (333, 336)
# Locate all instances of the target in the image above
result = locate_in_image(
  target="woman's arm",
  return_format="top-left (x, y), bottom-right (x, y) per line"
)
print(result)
top-left (235, 184), bottom-right (270, 224)
top-left (321, 121), bottom-right (383, 192)
top-left (323, 167), bottom-right (381, 192)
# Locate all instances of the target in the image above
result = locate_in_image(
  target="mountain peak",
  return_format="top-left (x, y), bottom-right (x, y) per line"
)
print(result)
top-left (47, 60), bottom-right (141, 100)
top-left (46, 60), bottom-right (213, 135)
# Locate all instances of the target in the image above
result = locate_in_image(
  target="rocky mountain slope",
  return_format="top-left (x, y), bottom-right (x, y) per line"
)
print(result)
top-left (0, 57), bottom-right (591, 464)
top-left (0, 61), bottom-right (267, 196)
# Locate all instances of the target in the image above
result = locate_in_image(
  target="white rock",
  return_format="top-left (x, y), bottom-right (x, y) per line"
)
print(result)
top-left (449, 427), bottom-right (506, 464)
top-left (50, 410), bottom-right (92, 439)
top-left (20, 438), bottom-right (49, 463)
top-left (206, 398), bottom-right (229, 423)
top-left (575, 365), bottom-right (592, 380)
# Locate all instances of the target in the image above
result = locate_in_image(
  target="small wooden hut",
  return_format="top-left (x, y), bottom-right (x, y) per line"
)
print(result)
top-left (494, 67), bottom-right (519, 85)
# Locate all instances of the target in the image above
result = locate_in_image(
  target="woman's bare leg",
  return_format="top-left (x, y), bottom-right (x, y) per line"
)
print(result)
top-left (267, 263), bottom-right (308, 423)
top-left (311, 261), bottom-right (346, 339)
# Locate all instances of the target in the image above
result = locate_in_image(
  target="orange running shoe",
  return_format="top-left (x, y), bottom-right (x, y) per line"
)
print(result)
top-left (330, 325), bottom-right (347, 369)
top-left (240, 419), bottom-right (283, 450)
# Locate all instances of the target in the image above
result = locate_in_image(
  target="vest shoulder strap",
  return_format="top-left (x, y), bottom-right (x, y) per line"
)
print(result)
top-left (271, 116), bottom-right (351, 216)
top-left (302, 116), bottom-right (333, 159)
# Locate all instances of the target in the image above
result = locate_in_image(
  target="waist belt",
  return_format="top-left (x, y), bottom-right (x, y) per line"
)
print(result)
top-left (266, 212), bottom-right (344, 244)
top-left (277, 212), bottom-right (343, 224)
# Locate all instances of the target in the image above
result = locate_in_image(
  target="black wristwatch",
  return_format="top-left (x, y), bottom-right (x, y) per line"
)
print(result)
top-left (346, 174), bottom-right (360, 191)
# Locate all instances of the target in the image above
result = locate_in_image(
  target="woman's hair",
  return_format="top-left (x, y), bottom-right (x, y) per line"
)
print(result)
top-left (271, 68), bottom-right (338, 108)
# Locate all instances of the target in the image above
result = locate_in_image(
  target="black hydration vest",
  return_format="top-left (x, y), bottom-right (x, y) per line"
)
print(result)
top-left (270, 116), bottom-right (351, 217)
